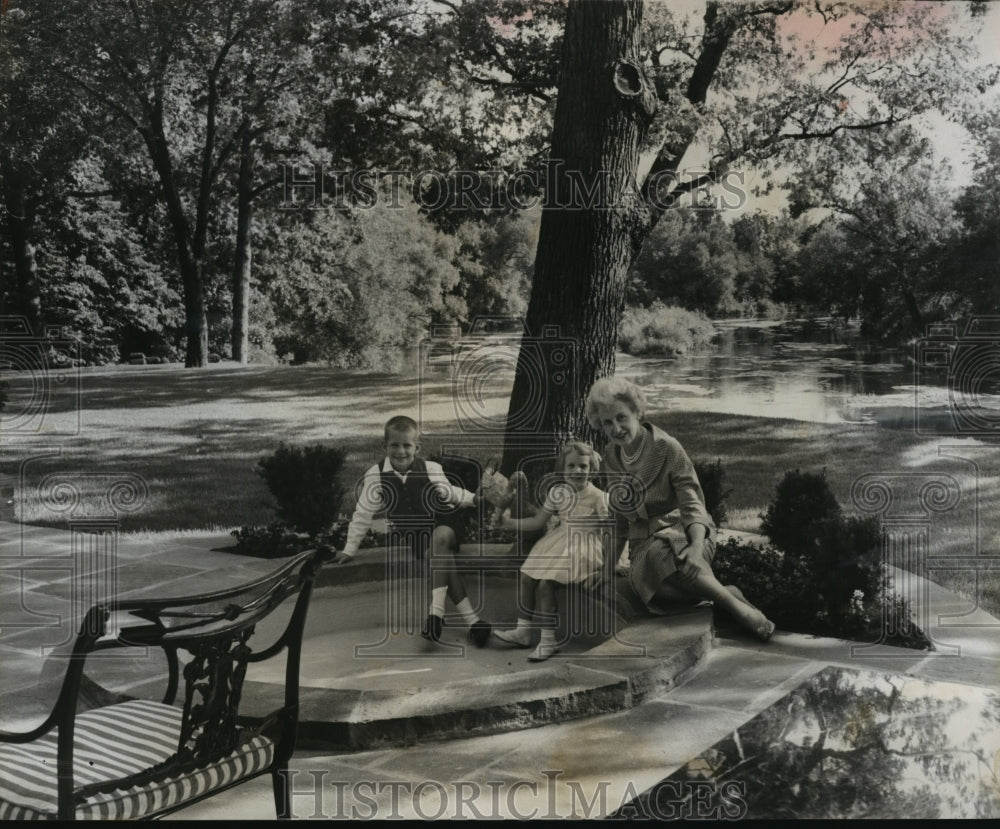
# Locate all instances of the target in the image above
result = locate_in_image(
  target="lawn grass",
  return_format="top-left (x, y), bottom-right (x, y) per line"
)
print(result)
top-left (3, 360), bottom-right (997, 615)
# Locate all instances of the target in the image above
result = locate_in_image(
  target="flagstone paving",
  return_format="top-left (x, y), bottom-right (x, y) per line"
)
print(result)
top-left (1, 521), bottom-right (997, 819)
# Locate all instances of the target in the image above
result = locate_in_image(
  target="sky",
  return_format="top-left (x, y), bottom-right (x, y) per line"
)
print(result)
top-left (653, 0), bottom-right (1000, 217)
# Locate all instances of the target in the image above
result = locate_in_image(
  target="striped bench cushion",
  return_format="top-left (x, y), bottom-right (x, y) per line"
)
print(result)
top-left (0, 699), bottom-right (275, 820)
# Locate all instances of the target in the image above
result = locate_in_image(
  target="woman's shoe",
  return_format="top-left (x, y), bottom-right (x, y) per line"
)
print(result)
top-left (755, 619), bottom-right (776, 642)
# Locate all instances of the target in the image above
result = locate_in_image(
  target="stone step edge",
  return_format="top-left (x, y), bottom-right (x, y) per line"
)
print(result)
top-left (243, 612), bottom-right (714, 753)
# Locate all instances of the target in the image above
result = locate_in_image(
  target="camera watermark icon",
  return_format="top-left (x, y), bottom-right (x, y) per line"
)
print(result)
top-left (0, 316), bottom-right (82, 435)
top-left (914, 317), bottom-right (1000, 435)
top-left (417, 316), bottom-right (578, 440)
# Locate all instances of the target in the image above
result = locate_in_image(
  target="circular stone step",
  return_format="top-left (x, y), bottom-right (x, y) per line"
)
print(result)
top-left (241, 545), bottom-right (715, 751)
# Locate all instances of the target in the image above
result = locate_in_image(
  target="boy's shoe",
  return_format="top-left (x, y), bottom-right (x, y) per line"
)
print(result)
top-left (493, 627), bottom-right (531, 648)
top-left (527, 643), bottom-right (560, 662)
top-left (421, 614), bottom-right (443, 642)
top-left (467, 620), bottom-right (492, 648)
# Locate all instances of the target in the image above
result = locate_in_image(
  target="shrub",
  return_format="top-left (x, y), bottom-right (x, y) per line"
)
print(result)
top-left (712, 537), bottom-right (929, 649)
top-left (694, 458), bottom-right (732, 527)
top-left (230, 523), bottom-right (311, 559)
top-left (813, 513), bottom-right (884, 622)
top-left (712, 538), bottom-right (816, 630)
top-left (749, 467), bottom-right (928, 648)
top-left (255, 443), bottom-right (347, 536)
top-left (231, 519), bottom-right (382, 558)
top-left (618, 302), bottom-right (716, 357)
top-left (760, 468), bottom-right (840, 557)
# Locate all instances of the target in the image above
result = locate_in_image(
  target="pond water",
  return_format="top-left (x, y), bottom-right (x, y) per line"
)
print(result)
top-left (422, 316), bottom-right (1000, 431)
top-left (618, 318), bottom-right (1000, 428)
top-left (617, 318), bottom-right (913, 424)
top-left (615, 665), bottom-right (1000, 819)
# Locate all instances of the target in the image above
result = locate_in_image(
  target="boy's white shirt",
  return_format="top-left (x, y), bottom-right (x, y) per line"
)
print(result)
top-left (340, 458), bottom-right (475, 557)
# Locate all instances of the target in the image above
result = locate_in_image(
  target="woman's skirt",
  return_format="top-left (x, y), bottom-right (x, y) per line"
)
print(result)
top-left (628, 530), bottom-right (716, 613)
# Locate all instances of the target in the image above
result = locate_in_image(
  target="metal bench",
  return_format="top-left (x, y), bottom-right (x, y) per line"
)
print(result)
top-left (0, 548), bottom-right (326, 820)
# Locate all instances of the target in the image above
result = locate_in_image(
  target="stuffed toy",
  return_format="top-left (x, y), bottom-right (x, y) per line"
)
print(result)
top-left (479, 462), bottom-right (530, 520)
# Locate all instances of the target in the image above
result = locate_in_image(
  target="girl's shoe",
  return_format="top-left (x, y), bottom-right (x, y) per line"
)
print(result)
top-left (527, 643), bottom-right (560, 662)
top-left (493, 627), bottom-right (531, 647)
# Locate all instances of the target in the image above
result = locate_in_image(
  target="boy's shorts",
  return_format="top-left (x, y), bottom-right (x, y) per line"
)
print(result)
top-left (388, 507), bottom-right (475, 559)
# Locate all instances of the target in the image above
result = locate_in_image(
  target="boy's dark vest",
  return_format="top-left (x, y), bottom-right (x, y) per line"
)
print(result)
top-left (378, 458), bottom-right (438, 521)
top-left (377, 460), bottom-right (471, 555)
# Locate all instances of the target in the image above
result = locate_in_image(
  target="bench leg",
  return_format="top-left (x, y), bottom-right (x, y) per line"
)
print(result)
top-left (272, 768), bottom-right (291, 819)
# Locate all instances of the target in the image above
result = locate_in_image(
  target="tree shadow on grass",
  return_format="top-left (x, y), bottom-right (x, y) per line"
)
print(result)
top-left (11, 418), bottom-right (382, 532)
top-left (3, 364), bottom-right (438, 416)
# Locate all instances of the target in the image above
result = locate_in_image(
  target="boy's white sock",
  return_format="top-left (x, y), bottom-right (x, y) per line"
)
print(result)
top-left (430, 587), bottom-right (447, 618)
top-left (515, 617), bottom-right (531, 632)
top-left (455, 597), bottom-right (480, 626)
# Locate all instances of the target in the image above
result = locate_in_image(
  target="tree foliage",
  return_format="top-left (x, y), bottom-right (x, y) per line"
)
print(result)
top-left (491, 0), bottom-right (992, 467)
top-left (258, 196), bottom-right (465, 368)
top-left (3, 0), bottom-right (997, 387)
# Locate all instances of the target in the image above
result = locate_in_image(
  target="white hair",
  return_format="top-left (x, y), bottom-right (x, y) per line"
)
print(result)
top-left (584, 377), bottom-right (647, 428)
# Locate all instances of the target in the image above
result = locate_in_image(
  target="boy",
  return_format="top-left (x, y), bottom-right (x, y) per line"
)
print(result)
top-left (332, 415), bottom-right (493, 647)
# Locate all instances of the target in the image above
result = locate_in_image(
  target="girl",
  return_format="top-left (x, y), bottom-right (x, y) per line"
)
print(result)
top-left (493, 441), bottom-right (610, 661)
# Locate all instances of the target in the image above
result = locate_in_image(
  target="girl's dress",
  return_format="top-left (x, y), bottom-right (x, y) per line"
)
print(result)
top-left (520, 481), bottom-right (609, 584)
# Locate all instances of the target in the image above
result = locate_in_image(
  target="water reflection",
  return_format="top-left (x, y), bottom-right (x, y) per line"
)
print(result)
top-left (618, 319), bottom-right (915, 424)
top-left (422, 318), bottom-right (1000, 427)
top-left (615, 666), bottom-right (1000, 819)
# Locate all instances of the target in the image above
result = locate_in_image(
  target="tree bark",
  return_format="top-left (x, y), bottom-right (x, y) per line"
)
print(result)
top-left (232, 120), bottom-right (254, 364)
top-left (4, 174), bottom-right (44, 335)
top-left (141, 124), bottom-right (209, 368)
top-left (902, 286), bottom-right (924, 333)
top-left (500, 0), bottom-right (654, 474)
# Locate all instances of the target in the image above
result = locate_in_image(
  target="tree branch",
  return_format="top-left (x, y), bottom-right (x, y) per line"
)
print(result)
top-left (775, 113), bottom-right (901, 142)
top-left (50, 66), bottom-right (142, 132)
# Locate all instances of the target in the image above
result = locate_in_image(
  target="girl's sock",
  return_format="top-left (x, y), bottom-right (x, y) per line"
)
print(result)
top-left (528, 628), bottom-right (559, 661)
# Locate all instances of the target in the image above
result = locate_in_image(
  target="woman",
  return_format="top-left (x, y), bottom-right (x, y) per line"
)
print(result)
top-left (585, 376), bottom-right (775, 641)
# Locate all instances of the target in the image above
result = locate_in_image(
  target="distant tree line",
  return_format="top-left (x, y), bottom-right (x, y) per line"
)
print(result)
top-left (2, 1), bottom-right (997, 369)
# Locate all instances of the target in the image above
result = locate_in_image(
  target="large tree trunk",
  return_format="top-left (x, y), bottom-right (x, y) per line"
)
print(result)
top-left (232, 120), bottom-right (253, 364)
top-left (500, 0), bottom-right (655, 475)
top-left (4, 173), bottom-right (44, 335)
top-left (902, 287), bottom-right (924, 333)
top-left (142, 127), bottom-right (209, 367)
